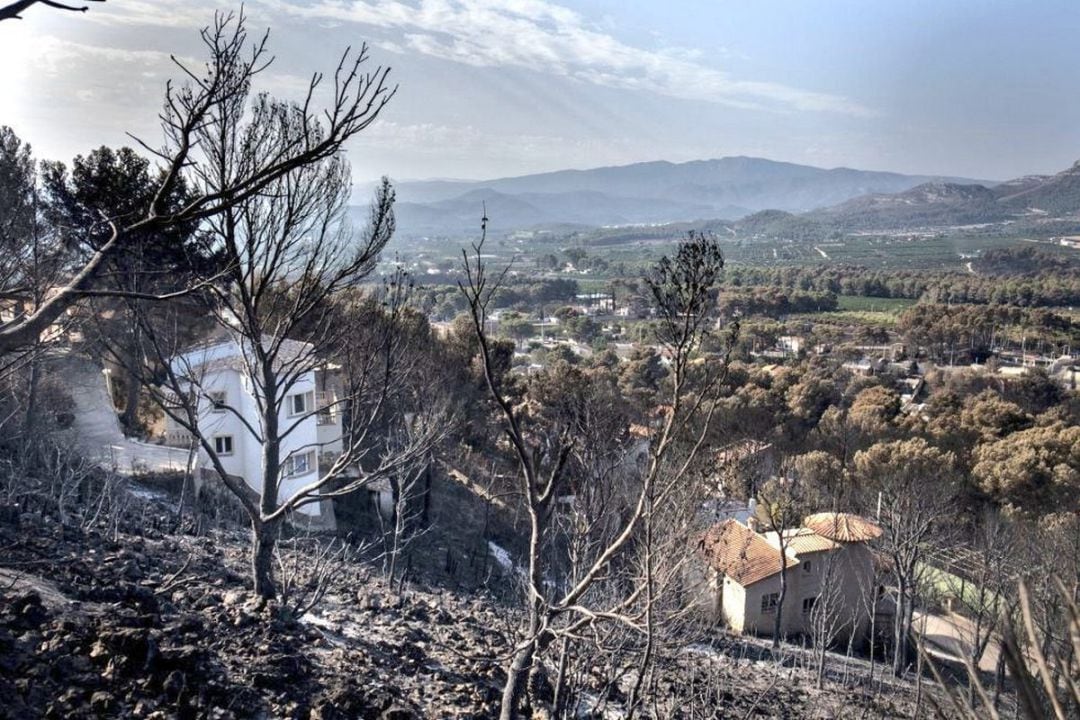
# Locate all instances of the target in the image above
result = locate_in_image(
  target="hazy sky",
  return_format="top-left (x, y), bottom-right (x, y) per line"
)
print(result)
top-left (3, 0), bottom-right (1080, 185)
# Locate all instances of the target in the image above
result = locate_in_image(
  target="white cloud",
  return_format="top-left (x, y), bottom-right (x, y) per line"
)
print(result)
top-left (272, 0), bottom-right (874, 116)
top-left (85, 0), bottom-right (256, 28)
top-left (349, 120), bottom-right (648, 179)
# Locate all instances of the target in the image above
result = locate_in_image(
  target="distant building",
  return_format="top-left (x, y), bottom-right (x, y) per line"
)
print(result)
top-left (698, 512), bottom-right (886, 643)
top-left (574, 292), bottom-right (616, 314)
top-left (777, 335), bottom-right (805, 355)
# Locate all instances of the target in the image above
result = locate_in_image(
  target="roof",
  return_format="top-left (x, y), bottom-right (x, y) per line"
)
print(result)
top-left (701, 520), bottom-right (796, 587)
top-left (714, 440), bottom-right (772, 466)
top-left (767, 527), bottom-right (840, 555)
top-left (174, 336), bottom-right (317, 378)
top-left (803, 512), bottom-right (883, 543)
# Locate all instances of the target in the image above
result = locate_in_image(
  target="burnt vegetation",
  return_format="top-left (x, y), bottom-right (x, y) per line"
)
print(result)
top-left (1, 8), bottom-right (1079, 720)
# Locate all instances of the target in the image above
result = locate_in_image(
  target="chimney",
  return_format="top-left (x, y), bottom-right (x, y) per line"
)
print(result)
top-left (746, 497), bottom-right (759, 532)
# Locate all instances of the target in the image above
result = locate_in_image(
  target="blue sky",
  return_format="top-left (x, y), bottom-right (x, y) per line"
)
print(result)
top-left (3, 0), bottom-right (1079, 184)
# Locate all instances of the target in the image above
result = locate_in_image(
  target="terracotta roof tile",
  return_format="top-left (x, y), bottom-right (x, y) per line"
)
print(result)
top-left (803, 512), bottom-right (883, 543)
top-left (701, 520), bottom-right (796, 587)
top-left (773, 528), bottom-right (840, 555)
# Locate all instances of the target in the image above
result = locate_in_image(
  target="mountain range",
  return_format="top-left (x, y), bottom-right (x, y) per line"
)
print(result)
top-left (388, 157), bottom-right (986, 236)
top-left (377, 156), bottom-right (1080, 238)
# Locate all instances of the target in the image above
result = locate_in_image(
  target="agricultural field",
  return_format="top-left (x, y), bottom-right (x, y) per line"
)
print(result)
top-left (714, 233), bottom-right (1058, 270)
top-left (534, 232), bottom-right (1063, 274)
top-left (836, 295), bottom-right (918, 313)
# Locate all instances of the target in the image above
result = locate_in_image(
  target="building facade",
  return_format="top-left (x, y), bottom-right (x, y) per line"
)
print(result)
top-left (163, 338), bottom-right (343, 525)
top-left (700, 512), bottom-right (885, 643)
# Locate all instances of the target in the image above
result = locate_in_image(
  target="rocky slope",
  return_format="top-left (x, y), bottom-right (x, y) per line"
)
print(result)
top-left (0, 479), bottom-right (935, 719)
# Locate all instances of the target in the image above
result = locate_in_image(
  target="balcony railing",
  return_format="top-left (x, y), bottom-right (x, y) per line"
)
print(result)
top-left (315, 391), bottom-right (338, 425)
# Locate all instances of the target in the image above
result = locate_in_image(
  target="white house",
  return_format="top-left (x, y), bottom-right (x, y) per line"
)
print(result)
top-left (777, 335), bottom-right (805, 356)
top-left (163, 337), bottom-right (344, 526)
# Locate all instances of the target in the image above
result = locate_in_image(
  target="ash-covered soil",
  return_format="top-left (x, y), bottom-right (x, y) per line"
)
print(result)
top-left (0, 484), bottom-right (925, 719)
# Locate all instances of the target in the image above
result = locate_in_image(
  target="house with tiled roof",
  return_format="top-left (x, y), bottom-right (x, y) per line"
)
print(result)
top-left (699, 512), bottom-right (885, 642)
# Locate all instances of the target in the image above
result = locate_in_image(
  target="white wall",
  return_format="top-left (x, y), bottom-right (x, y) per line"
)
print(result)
top-left (273, 371), bottom-right (320, 517)
top-left (174, 340), bottom-right (325, 518)
top-left (197, 367), bottom-right (248, 482)
top-left (719, 544), bottom-right (876, 641)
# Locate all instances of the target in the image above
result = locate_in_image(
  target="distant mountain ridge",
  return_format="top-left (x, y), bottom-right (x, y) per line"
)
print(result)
top-left (808, 182), bottom-right (1006, 229)
top-left (388, 156), bottom-right (987, 235)
top-left (796, 160), bottom-right (1080, 232)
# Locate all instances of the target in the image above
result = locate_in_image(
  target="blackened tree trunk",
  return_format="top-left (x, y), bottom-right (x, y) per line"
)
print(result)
top-left (893, 575), bottom-right (909, 677)
top-left (24, 354), bottom-right (40, 438)
top-left (500, 615), bottom-right (541, 720)
top-left (252, 518), bottom-right (281, 600)
top-left (120, 346), bottom-right (143, 433)
top-left (774, 562), bottom-right (788, 649)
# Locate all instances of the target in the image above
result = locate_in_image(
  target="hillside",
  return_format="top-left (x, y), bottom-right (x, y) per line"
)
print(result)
top-left (394, 188), bottom-right (715, 235)
top-left (388, 156), bottom-right (984, 235)
top-left (808, 182), bottom-right (1006, 230)
top-left (0, 475), bottom-right (932, 719)
top-left (384, 157), bottom-right (1080, 241)
top-left (996, 159), bottom-right (1080, 215)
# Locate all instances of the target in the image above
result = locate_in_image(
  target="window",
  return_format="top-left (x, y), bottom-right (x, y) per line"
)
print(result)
top-left (287, 392), bottom-right (310, 417)
top-left (284, 451), bottom-right (314, 477)
top-left (213, 435), bottom-right (234, 456)
top-left (761, 592), bottom-right (779, 614)
top-left (208, 391), bottom-right (227, 413)
top-left (802, 560), bottom-right (812, 573)
top-left (802, 596), bottom-right (818, 614)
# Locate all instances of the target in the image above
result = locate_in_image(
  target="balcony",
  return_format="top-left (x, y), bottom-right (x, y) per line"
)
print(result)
top-left (315, 391), bottom-right (338, 426)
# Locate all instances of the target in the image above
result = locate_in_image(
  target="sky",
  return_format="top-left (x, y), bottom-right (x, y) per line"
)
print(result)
top-left (3, 0), bottom-right (1080, 186)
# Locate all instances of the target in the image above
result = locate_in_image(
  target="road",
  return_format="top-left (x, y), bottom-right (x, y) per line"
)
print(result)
top-left (913, 609), bottom-right (1001, 673)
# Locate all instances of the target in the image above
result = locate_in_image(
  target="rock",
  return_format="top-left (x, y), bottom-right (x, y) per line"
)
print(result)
top-left (159, 644), bottom-right (202, 672)
top-left (222, 589), bottom-right (248, 607)
top-left (163, 669), bottom-right (186, 700)
top-left (13, 592), bottom-right (48, 629)
top-left (133, 697), bottom-right (159, 716)
top-left (380, 706), bottom-right (415, 720)
top-left (252, 670), bottom-right (284, 689)
top-left (406, 604), bottom-right (430, 623)
top-left (90, 690), bottom-right (116, 713)
top-left (241, 595), bottom-right (267, 615)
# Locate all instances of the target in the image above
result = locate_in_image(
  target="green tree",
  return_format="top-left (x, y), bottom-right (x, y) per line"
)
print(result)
top-left (972, 422), bottom-right (1080, 514)
top-left (499, 311), bottom-right (533, 345)
top-left (563, 246), bottom-right (588, 267)
top-left (854, 437), bottom-right (959, 676)
top-left (564, 314), bottom-right (600, 343)
top-left (0, 10), bottom-right (396, 356)
top-left (618, 347), bottom-right (666, 412)
top-left (43, 146), bottom-right (200, 432)
top-left (848, 385), bottom-right (900, 445)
